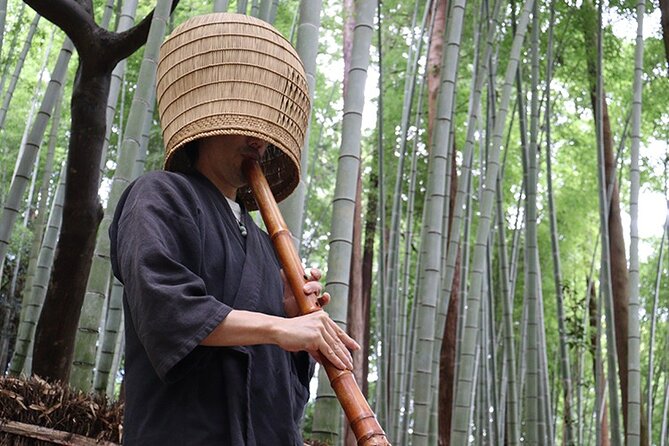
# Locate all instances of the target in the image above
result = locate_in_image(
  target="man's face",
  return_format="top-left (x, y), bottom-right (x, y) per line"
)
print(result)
top-left (195, 134), bottom-right (269, 198)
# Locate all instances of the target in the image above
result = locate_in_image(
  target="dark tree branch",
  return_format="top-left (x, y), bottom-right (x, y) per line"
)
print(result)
top-left (23, 0), bottom-right (96, 51)
top-left (26, 0), bottom-right (181, 68)
top-left (106, 0), bottom-right (181, 64)
top-left (660, 0), bottom-right (669, 74)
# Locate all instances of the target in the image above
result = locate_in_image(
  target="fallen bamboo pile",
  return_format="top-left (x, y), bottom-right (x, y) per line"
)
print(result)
top-left (0, 376), bottom-right (122, 445)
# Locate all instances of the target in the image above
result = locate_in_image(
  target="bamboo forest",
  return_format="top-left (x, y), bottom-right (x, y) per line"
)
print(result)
top-left (0, 0), bottom-right (667, 444)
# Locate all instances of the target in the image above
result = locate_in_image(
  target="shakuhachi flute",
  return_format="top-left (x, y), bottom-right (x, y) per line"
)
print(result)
top-left (242, 159), bottom-right (390, 446)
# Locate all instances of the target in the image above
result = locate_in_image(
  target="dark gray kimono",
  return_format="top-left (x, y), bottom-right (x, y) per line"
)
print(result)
top-left (109, 171), bottom-right (313, 445)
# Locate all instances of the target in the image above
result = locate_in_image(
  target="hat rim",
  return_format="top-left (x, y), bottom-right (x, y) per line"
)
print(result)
top-left (164, 127), bottom-right (301, 211)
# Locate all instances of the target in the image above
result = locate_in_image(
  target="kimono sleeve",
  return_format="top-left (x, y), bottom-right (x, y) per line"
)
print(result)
top-left (110, 174), bottom-right (232, 382)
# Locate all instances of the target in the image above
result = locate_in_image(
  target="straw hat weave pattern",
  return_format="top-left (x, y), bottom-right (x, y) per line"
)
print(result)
top-left (156, 13), bottom-right (310, 209)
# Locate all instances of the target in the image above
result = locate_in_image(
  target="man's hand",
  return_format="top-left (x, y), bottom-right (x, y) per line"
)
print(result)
top-left (204, 267), bottom-right (360, 371)
top-left (282, 267), bottom-right (330, 318)
top-left (280, 267), bottom-right (359, 370)
top-left (274, 310), bottom-right (360, 371)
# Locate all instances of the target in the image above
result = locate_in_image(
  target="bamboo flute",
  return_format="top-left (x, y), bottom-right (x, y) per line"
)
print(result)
top-left (243, 159), bottom-right (390, 446)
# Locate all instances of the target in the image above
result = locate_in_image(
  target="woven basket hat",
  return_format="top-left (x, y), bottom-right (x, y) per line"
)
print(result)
top-left (156, 13), bottom-right (310, 210)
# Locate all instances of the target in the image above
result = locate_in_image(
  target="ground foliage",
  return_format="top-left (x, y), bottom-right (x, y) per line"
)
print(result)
top-left (0, 376), bottom-right (122, 445)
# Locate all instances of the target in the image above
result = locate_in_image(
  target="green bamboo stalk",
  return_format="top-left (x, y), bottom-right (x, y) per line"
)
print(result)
top-left (105, 314), bottom-right (124, 398)
top-left (93, 276), bottom-right (123, 395)
top-left (0, 2), bottom-right (26, 101)
top-left (259, 0), bottom-right (272, 22)
top-left (661, 373), bottom-right (669, 446)
top-left (375, 1), bottom-right (386, 420)
top-left (438, 0), bottom-right (503, 358)
top-left (524, 1), bottom-right (545, 442)
top-left (251, 0), bottom-right (260, 17)
top-left (69, 0), bottom-right (173, 391)
top-left (595, 289), bottom-right (606, 446)
top-left (4, 84), bottom-right (64, 375)
top-left (544, 2), bottom-right (575, 444)
top-left (8, 164), bottom-right (66, 376)
top-left (537, 279), bottom-right (556, 444)
top-left (213, 0), bottom-right (230, 12)
top-left (397, 54), bottom-right (429, 444)
top-left (432, 0), bottom-right (495, 442)
top-left (594, 1), bottom-right (623, 443)
top-left (409, 0), bottom-right (467, 442)
top-left (10, 81), bottom-right (63, 375)
top-left (648, 218), bottom-right (666, 445)
top-left (0, 13), bottom-right (40, 131)
top-left (450, 0), bottom-right (534, 441)
top-left (100, 0), bottom-right (140, 175)
top-left (382, 1), bottom-right (427, 435)
top-left (278, 0), bottom-right (322, 251)
top-left (0, 38), bottom-right (73, 283)
top-left (0, 24), bottom-right (58, 366)
top-left (0, 0), bottom-right (8, 59)
top-left (13, 25), bottom-right (56, 176)
top-left (477, 286), bottom-right (488, 443)
top-left (486, 241), bottom-right (500, 444)
top-left (310, 0), bottom-right (376, 441)
top-left (627, 0), bottom-right (645, 443)
top-left (496, 169), bottom-right (520, 444)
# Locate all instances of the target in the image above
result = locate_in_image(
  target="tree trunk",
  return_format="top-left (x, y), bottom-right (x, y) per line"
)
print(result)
top-left (660, 0), bottom-right (669, 72)
top-left (438, 248), bottom-right (460, 446)
top-left (427, 0), bottom-right (447, 149)
top-left (26, 0), bottom-right (179, 382)
top-left (600, 92), bottom-right (629, 431)
top-left (437, 140), bottom-right (459, 446)
top-left (33, 64), bottom-right (109, 382)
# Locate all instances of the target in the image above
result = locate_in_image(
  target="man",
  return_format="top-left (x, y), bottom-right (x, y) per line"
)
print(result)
top-left (109, 13), bottom-right (358, 445)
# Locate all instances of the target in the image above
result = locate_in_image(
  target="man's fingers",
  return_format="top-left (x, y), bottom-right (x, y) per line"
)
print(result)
top-left (317, 292), bottom-right (330, 307)
top-left (327, 318), bottom-right (360, 351)
top-left (322, 319), bottom-right (355, 369)
top-left (340, 329), bottom-right (361, 351)
top-left (307, 267), bottom-right (322, 281)
top-left (321, 330), bottom-right (352, 370)
top-left (303, 281), bottom-right (322, 296)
